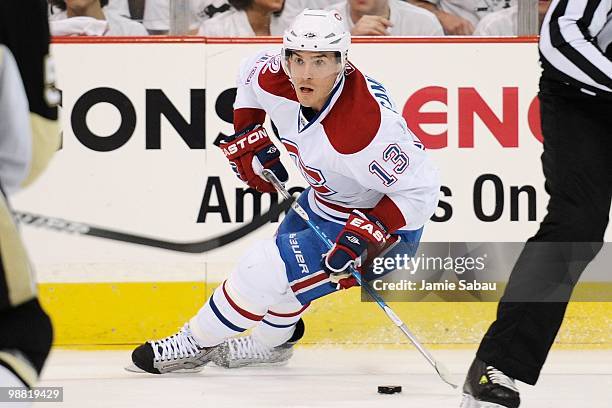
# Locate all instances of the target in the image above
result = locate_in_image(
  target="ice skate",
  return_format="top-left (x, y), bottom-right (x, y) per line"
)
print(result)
top-left (127, 323), bottom-right (215, 374)
top-left (211, 335), bottom-right (293, 368)
top-left (212, 319), bottom-right (304, 368)
top-left (461, 358), bottom-right (520, 408)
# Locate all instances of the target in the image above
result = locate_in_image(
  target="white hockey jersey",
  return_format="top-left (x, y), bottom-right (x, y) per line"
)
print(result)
top-left (233, 49), bottom-right (440, 232)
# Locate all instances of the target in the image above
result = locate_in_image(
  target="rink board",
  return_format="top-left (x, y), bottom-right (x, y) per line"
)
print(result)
top-left (38, 281), bottom-right (612, 347)
top-left (12, 37), bottom-right (611, 346)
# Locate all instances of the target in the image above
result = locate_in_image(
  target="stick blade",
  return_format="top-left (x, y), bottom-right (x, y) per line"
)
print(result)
top-left (434, 359), bottom-right (459, 389)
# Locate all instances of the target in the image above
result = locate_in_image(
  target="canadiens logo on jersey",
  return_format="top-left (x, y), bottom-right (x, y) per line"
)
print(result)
top-left (283, 140), bottom-right (336, 197)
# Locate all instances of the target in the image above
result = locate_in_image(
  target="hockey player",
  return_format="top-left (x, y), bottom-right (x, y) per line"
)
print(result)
top-left (0, 0), bottom-right (61, 389)
top-left (130, 9), bottom-right (440, 374)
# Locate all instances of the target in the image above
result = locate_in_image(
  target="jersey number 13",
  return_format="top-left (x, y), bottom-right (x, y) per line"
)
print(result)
top-left (369, 144), bottom-right (409, 187)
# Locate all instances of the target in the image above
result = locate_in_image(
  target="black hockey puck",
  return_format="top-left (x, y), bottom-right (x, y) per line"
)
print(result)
top-left (378, 385), bottom-right (402, 394)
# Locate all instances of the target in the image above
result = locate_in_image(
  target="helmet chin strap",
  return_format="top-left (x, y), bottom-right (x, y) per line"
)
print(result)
top-left (330, 67), bottom-right (346, 94)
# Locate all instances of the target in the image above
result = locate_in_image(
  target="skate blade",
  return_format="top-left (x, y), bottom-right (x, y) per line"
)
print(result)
top-left (124, 364), bottom-right (146, 373)
top-left (460, 393), bottom-right (509, 408)
top-left (216, 360), bottom-right (290, 369)
top-left (124, 363), bottom-right (205, 374)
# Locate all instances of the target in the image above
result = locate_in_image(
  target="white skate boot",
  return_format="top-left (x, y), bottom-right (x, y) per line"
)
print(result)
top-left (127, 323), bottom-right (215, 374)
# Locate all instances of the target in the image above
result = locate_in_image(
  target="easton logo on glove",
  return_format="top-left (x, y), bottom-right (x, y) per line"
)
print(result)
top-left (324, 210), bottom-right (389, 277)
top-left (221, 127), bottom-right (270, 158)
top-left (346, 235), bottom-right (360, 245)
top-left (347, 216), bottom-right (386, 244)
top-left (217, 124), bottom-right (288, 193)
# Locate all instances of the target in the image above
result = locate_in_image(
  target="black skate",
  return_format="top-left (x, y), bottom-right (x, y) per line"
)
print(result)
top-left (212, 318), bottom-right (304, 368)
top-left (461, 358), bottom-right (520, 408)
top-left (127, 323), bottom-right (214, 374)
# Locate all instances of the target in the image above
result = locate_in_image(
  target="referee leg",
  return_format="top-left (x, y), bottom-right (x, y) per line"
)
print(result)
top-left (476, 81), bottom-right (612, 385)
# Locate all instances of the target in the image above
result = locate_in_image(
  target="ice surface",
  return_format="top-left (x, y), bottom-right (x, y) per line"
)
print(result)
top-left (33, 348), bottom-right (612, 408)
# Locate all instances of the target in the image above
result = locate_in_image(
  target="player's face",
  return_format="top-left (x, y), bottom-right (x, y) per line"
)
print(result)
top-left (252, 0), bottom-right (285, 13)
top-left (287, 51), bottom-right (341, 111)
top-left (349, 0), bottom-right (388, 14)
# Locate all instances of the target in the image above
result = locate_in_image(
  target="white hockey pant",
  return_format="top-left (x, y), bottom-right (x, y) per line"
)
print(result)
top-left (189, 239), bottom-right (308, 348)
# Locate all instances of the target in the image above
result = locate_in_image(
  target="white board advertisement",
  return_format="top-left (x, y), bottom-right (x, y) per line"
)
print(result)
top-left (11, 38), bottom-right (608, 283)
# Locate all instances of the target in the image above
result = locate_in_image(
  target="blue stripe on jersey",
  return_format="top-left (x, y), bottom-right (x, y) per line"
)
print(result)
top-left (208, 296), bottom-right (246, 333)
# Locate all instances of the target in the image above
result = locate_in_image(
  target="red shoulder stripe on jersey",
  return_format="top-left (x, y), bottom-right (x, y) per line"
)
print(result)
top-left (257, 61), bottom-right (298, 102)
top-left (368, 195), bottom-right (407, 233)
top-left (234, 108), bottom-right (266, 132)
top-left (222, 281), bottom-right (264, 321)
top-left (322, 65), bottom-right (381, 155)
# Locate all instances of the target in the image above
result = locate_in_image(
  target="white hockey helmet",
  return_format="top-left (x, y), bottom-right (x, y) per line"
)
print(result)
top-left (281, 9), bottom-right (351, 83)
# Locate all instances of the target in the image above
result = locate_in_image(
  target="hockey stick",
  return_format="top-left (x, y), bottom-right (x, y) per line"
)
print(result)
top-left (13, 198), bottom-right (293, 254)
top-left (262, 169), bottom-right (458, 389)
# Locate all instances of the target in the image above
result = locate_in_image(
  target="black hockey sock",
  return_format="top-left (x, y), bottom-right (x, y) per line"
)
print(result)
top-left (287, 318), bottom-right (305, 344)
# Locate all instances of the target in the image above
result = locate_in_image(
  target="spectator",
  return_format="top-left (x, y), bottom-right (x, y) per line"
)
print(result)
top-left (279, 0), bottom-right (330, 28)
top-left (408, 0), bottom-right (515, 35)
top-left (106, 0), bottom-right (145, 20)
top-left (143, 0), bottom-right (230, 35)
top-left (198, 0), bottom-right (285, 36)
top-left (106, 0), bottom-right (130, 18)
top-left (48, 0), bottom-right (148, 36)
top-left (328, 0), bottom-right (443, 36)
top-left (473, 1), bottom-right (551, 36)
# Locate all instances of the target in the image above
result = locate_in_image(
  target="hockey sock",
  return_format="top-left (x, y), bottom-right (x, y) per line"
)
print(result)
top-left (189, 280), bottom-right (267, 347)
top-left (252, 304), bottom-right (309, 347)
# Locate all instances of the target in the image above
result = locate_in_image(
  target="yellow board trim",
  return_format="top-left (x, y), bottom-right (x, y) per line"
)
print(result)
top-left (38, 282), bottom-right (612, 348)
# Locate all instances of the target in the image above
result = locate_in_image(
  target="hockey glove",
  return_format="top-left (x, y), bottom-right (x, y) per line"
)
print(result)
top-left (324, 210), bottom-right (389, 289)
top-left (217, 124), bottom-right (288, 193)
